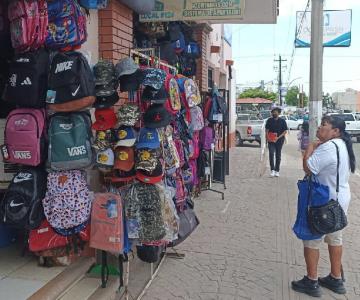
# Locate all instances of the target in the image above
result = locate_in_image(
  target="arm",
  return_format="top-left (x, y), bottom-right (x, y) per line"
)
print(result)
top-left (303, 141), bottom-right (322, 175)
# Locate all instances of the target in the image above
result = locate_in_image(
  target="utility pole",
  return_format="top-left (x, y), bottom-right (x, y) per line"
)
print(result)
top-left (274, 55), bottom-right (287, 106)
top-left (309, 0), bottom-right (324, 141)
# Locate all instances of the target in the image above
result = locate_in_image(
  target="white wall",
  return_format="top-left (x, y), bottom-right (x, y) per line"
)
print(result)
top-left (79, 10), bottom-right (99, 66)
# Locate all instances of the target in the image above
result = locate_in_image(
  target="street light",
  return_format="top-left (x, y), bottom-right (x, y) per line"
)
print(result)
top-left (286, 77), bottom-right (303, 90)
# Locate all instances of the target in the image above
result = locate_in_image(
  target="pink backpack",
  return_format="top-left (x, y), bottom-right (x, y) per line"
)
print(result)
top-left (188, 131), bottom-right (200, 160)
top-left (189, 159), bottom-right (199, 186)
top-left (8, 0), bottom-right (48, 52)
top-left (90, 193), bottom-right (123, 253)
top-left (175, 169), bottom-right (186, 211)
top-left (200, 126), bottom-right (214, 151)
top-left (3, 108), bottom-right (46, 166)
top-left (190, 106), bottom-right (204, 131)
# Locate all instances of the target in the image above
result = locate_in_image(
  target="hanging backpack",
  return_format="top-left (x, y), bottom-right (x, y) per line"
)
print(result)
top-left (176, 77), bottom-right (201, 108)
top-left (185, 42), bottom-right (201, 59)
top-left (42, 170), bottom-right (92, 230)
top-left (79, 0), bottom-right (109, 9)
top-left (90, 193), bottom-right (123, 253)
top-left (188, 159), bottom-right (199, 187)
top-left (1, 168), bottom-right (47, 229)
top-left (48, 112), bottom-right (93, 171)
top-left (179, 56), bottom-right (197, 77)
top-left (8, 0), bottom-right (48, 52)
top-left (47, 51), bottom-right (95, 112)
top-left (46, 0), bottom-right (87, 50)
top-left (3, 108), bottom-right (46, 166)
top-left (190, 106), bottom-right (204, 131)
top-left (188, 131), bottom-right (200, 160)
top-left (4, 49), bottom-right (49, 108)
top-left (200, 126), bottom-right (214, 151)
top-left (0, 1), bottom-right (13, 60)
top-left (164, 74), bottom-right (181, 116)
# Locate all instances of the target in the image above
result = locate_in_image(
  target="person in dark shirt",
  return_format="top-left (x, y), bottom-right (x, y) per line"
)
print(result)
top-left (265, 107), bottom-right (288, 177)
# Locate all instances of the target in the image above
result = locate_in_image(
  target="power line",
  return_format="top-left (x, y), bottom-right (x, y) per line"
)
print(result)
top-left (286, 0), bottom-right (311, 83)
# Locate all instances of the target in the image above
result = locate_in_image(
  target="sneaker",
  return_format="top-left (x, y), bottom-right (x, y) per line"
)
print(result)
top-left (291, 276), bottom-right (322, 297)
top-left (318, 274), bottom-right (346, 294)
top-left (275, 171), bottom-right (280, 177)
top-left (270, 170), bottom-right (275, 177)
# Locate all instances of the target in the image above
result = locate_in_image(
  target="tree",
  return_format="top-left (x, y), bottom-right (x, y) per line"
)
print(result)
top-left (237, 88), bottom-right (278, 102)
top-left (285, 86), bottom-right (308, 107)
top-left (322, 93), bottom-right (333, 109)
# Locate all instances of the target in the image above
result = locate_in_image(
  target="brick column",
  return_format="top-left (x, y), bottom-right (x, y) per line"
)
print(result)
top-left (194, 23), bottom-right (212, 93)
top-left (98, 0), bottom-right (133, 62)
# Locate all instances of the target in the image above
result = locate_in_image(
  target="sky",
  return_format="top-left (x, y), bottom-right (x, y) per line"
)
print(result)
top-left (231, 0), bottom-right (360, 95)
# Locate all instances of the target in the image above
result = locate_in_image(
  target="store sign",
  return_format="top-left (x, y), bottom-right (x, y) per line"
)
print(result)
top-left (295, 10), bottom-right (352, 48)
top-left (139, 0), bottom-right (245, 22)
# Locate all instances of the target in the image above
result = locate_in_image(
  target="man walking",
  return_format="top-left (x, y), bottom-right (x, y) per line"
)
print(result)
top-left (265, 107), bottom-right (288, 177)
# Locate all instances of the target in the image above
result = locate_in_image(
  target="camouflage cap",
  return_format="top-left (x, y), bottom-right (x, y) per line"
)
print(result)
top-left (117, 104), bottom-right (141, 127)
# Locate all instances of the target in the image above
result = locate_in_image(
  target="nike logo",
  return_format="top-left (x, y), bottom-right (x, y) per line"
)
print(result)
top-left (10, 200), bottom-right (24, 208)
top-left (71, 85), bottom-right (81, 97)
top-left (13, 173), bottom-right (32, 183)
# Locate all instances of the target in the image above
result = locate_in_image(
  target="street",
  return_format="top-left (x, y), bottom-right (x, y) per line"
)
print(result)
top-left (142, 133), bottom-right (360, 300)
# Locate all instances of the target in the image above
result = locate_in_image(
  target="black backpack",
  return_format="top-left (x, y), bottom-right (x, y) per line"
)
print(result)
top-left (47, 51), bottom-right (95, 105)
top-left (1, 168), bottom-right (47, 229)
top-left (4, 49), bottom-right (49, 108)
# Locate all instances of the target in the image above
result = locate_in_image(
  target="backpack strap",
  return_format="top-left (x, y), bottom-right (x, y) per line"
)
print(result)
top-left (331, 141), bottom-right (340, 199)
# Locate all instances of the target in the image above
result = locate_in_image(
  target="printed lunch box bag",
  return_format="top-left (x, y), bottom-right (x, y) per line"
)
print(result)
top-left (48, 112), bottom-right (93, 171)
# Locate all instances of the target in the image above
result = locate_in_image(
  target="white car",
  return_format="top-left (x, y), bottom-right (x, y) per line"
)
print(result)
top-left (280, 115), bottom-right (303, 130)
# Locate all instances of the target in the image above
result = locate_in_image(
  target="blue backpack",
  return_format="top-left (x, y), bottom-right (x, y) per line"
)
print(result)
top-left (79, 0), bottom-right (109, 9)
top-left (185, 42), bottom-right (201, 59)
top-left (172, 32), bottom-right (186, 54)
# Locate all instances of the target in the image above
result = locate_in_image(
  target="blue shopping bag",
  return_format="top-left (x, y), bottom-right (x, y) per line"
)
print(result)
top-left (293, 176), bottom-right (329, 240)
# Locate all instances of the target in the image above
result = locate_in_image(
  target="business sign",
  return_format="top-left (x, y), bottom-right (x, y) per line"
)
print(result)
top-left (140, 0), bottom-right (245, 22)
top-left (295, 10), bottom-right (352, 48)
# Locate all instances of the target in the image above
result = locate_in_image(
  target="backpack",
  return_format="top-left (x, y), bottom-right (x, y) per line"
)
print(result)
top-left (190, 106), bottom-right (204, 131)
top-left (0, 1), bottom-right (13, 60)
top-left (46, 0), bottom-right (87, 50)
top-left (188, 131), bottom-right (200, 160)
top-left (4, 49), bottom-right (49, 108)
top-left (79, 0), bottom-right (109, 9)
top-left (174, 169), bottom-right (186, 211)
top-left (200, 126), bottom-right (214, 151)
top-left (47, 51), bottom-right (95, 111)
top-left (29, 219), bottom-right (90, 252)
top-left (48, 112), bottom-right (93, 171)
top-left (179, 56), bottom-right (197, 77)
top-left (188, 159), bottom-right (199, 187)
top-left (208, 90), bottom-right (228, 124)
top-left (90, 193), bottom-right (124, 254)
top-left (164, 74), bottom-right (181, 115)
top-left (176, 77), bottom-right (201, 108)
top-left (1, 168), bottom-right (47, 229)
top-left (42, 170), bottom-right (92, 230)
top-left (8, 0), bottom-right (48, 52)
top-left (172, 32), bottom-right (186, 54)
top-left (185, 42), bottom-right (201, 59)
top-left (3, 108), bottom-right (46, 166)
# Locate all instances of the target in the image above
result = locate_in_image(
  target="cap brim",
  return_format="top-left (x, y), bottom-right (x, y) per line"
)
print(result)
top-left (136, 171), bottom-right (163, 184)
top-left (144, 115), bottom-right (172, 129)
top-left (135, 142), bottom-right (160, 149)
top-left (118, 68), bottom-right (138, 77)
top-left (116, 138), bottom-right (136, 147)
top-left (92, 119), bottom-right (117, 131)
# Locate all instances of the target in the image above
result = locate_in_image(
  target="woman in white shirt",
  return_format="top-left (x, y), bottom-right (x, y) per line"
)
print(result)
top-left (292, 116), bottom-right (356, 297)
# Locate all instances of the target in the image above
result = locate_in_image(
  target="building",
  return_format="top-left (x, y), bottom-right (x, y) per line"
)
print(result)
top-left (332, 88), bottom-right (360, 112)
top-left (236, 98), bottom-right (273, 114)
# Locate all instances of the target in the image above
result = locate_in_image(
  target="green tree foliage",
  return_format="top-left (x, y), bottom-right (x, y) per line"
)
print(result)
top-left (238, 88), bottom-right (278, 102)
top-left (285, 86), bottom-right (308, 107)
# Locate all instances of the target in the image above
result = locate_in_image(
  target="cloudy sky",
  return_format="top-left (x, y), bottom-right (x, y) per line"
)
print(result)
top-left (232, 0), bottom-right (360, 95)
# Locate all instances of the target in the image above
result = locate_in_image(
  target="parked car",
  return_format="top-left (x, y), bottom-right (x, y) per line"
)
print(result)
top-left (327, 113), bottom-right (360, 142)
top-left (235, 114), bottom-right (264, 146)
top-left (280, 115), bottom-right (303, 130)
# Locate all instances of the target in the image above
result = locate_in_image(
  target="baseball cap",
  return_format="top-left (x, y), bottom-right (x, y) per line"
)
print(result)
top-left (115, 57), bottom-right (139, 77)
top-left (119, 69), bottom-right (143, 92)
top-left (136, 127), bottom-right (160, 149)
top-left (136, 160), bottom-right (164, 184)
top-left (93, 92), bottom-right (119, 109)
top-left (93, 129), bottom-right (115, 151)
top-left (144, 104), bottom-right (172, 128)
top-left (142, 68), bottom-right (166, 90)
top-left (96, 148), bottom-right (115, 168)
top-left (117, 104), bottom-right (141, 127)
top-left (136, 148), bottom-right (161, 172)
top-left (111, 168), bottom-right (136, 182)
top-left (116, 126), bottom-right (137, 147)
top-left (114, 147), bottom-right (135, 171)
top-left (92, 108), bottom-right (118, 131)
top-left (142, 84), bottom-right (168, 104)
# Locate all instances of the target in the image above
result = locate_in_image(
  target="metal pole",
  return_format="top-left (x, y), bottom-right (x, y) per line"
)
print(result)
top-left (309, 0), bottom-right (324, 141)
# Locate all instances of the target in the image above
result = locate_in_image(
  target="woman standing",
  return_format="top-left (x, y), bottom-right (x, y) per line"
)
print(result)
top-left (291, 116), bottom-right (356, 297)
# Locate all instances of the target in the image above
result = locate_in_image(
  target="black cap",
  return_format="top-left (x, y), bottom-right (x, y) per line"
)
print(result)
top-left (144, 104), bottom-right (172, 128)
top-left (119, 69), bottom-right (143, 92)
top-left (93, 92), bottom-right (119, 109)
top-left (142, 84), bottom-right (168, 104)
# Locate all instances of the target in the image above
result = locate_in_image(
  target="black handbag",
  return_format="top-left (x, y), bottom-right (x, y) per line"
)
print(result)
top-left (308, 142), bottom-right (348, 235)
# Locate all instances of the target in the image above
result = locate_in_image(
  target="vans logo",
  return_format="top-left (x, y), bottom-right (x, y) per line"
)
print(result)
top-left (67, 146), bottom-right (87, 157)
top-left (59, 124), bottom-right (73, 130)
top-left (14, 118), bottom-right (29, 126)
top-left (55, 61), bottom-right (74, 74)
top-left (10, 74), bottom-right (17, 87)
top-left (13, 172), bottom-right (33, 183)
top-left (13, 151), bottom-right (32, 160)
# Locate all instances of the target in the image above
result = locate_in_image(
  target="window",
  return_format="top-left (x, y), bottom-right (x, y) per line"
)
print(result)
top-left (208, 68), bottom-right (213, 90)
top-left (330, 114), bottom-right (355, 122)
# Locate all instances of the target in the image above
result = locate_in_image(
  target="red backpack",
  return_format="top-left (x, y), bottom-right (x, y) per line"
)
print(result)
top-left (8, 0), bottom-right (48, 52)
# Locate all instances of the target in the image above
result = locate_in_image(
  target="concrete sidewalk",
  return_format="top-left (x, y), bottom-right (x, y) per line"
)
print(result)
top-left (142, 134), bottom-right (360, 300)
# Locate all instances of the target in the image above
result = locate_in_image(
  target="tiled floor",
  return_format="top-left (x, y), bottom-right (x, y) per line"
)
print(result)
top-left (0, 244), bottom-right (66, 300)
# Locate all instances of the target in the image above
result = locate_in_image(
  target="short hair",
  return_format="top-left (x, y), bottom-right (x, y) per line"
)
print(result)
top-left (271, 107), bottom-right (282, 113)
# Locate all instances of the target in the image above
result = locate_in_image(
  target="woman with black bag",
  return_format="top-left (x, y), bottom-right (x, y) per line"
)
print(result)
top-left (292, 116), bottom-right (356, 297)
